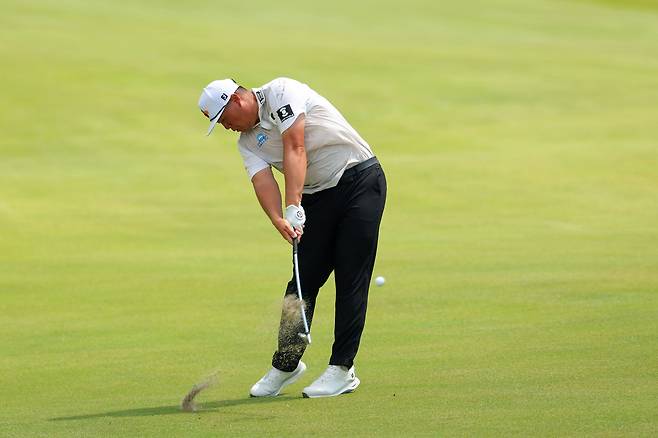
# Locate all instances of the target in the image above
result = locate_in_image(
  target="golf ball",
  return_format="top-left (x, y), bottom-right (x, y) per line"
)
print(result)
top-left (375, 276), bottom-right (385, 286)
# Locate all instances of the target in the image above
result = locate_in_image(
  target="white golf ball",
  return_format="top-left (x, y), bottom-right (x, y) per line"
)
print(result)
top-left (375, 276), bottom-right (385, 287)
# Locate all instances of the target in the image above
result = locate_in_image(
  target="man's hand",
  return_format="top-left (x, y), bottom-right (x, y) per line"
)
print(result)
top-left (272, 216), bottom-right (303, 244)
top-left (285, 205), bottom-right (306, 230)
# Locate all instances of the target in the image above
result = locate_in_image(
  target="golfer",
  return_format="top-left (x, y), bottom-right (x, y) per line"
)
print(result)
top-left (198, 77), bottom-right (386, 398)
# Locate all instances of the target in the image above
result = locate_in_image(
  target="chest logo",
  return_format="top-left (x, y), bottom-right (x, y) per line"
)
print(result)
top-left (256, 133), bottom-right (268, 147)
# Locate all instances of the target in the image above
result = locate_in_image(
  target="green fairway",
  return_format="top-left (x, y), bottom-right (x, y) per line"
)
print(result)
top-left (1, 0), bottom-right (657, 436)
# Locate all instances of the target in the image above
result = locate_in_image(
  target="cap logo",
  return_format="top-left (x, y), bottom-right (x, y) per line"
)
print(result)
top-left (221, 93), bottom-right (228, 100)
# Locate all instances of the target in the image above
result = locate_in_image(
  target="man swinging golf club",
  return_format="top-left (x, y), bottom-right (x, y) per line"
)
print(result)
top-left (198, 77), bottom-right (386, 398)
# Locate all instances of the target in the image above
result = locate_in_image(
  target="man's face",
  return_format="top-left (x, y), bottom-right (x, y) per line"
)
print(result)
top-left (216, 94), bottom-right (253, 133)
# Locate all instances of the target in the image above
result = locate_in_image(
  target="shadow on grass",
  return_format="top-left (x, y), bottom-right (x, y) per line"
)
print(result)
top-left (49, 395), bottom-right (299, 421)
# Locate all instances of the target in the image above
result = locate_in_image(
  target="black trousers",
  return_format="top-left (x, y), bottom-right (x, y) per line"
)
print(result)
top-left (272, 158), bottom-right (387, 371)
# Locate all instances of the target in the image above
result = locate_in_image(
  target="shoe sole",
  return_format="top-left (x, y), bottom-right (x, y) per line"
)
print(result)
top-left (302, 377), bottom-right (360, 398)
top-left (249, 363), bottom-right (307, 398)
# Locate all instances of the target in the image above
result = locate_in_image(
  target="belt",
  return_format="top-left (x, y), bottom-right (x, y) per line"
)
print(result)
top-left (342, 156), bottom-right (379, 179)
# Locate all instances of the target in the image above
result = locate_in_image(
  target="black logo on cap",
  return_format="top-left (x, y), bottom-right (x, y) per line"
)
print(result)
top-left (221, 93), bottom-right (228, 100)
top-left (276, 104), bottom-right (294, 123)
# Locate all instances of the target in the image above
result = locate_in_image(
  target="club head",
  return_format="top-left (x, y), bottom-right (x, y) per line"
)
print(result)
top-left (298, 332), bottom-right (312, 344)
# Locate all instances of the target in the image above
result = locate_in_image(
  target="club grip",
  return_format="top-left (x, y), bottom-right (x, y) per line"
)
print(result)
top-left (292, 237), bottom-right (298, 255)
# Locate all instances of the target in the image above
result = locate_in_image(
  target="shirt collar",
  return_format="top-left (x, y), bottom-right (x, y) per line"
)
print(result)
top-left (252, 87), bottom-right (274, 130)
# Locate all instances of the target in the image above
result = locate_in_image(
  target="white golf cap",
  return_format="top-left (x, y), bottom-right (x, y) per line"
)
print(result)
top-left (198, 79), bottom-right (239, 135)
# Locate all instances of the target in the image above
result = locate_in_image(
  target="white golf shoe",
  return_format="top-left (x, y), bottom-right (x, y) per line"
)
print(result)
top-left (249, 361), bottom-right (306, 397)
top-left (302, 365), bottom-right (360, 398)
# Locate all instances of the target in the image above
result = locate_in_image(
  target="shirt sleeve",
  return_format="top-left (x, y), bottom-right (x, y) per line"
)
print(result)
top-left (269, 78), bottom-right (307, 134)
top-left (238, 142), bottom-right (270, 180)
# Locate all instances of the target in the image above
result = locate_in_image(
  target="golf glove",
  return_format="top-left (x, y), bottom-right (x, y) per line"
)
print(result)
top-left (285, 204), bottom-right (306, 229)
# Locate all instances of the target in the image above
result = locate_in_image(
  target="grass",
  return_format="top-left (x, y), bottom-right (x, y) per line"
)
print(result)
top-left (1, 0), bottom-right (657, 436)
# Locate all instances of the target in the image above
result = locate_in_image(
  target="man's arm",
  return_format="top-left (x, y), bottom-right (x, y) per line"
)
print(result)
top-left (282, 115), bottom-right (306, 207)
top-left (251, 166), bottom-right (299, 243)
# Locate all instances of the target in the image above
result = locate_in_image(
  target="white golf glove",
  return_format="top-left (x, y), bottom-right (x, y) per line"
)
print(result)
top-left (285, 204), bottom-right (306, 230)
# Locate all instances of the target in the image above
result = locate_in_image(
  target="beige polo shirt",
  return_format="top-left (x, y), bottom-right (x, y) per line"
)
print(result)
top-left (237, 77), bottom-right (374, 194)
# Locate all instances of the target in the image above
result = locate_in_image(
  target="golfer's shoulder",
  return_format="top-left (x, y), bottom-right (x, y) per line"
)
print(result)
top-left (261, 77), bottom-right (309, 101)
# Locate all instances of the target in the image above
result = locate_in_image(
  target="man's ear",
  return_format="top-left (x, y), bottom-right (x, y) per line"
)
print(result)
top-left (230, 92), bottom-right (241, 107)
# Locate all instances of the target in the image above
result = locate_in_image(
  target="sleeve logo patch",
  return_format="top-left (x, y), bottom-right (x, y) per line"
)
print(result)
top-left (276, 104), bottom-right (294, 123)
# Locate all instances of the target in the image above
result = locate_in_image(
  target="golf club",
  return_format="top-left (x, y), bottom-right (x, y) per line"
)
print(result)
top-left (292, 237), bottom-right (312, 344)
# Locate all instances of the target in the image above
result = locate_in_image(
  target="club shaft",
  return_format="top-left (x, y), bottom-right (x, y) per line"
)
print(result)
top-left (293, 240), bottom-right (311, 335)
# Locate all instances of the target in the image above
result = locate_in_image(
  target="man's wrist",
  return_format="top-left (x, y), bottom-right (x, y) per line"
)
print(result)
top-left (285, 197), bottom-right (301, 207)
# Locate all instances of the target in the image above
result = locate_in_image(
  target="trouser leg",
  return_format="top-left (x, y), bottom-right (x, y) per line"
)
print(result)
top-left (330, 165), bottom-right (387, 368)
top-left (271, 191), bottom-right (337, 371)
